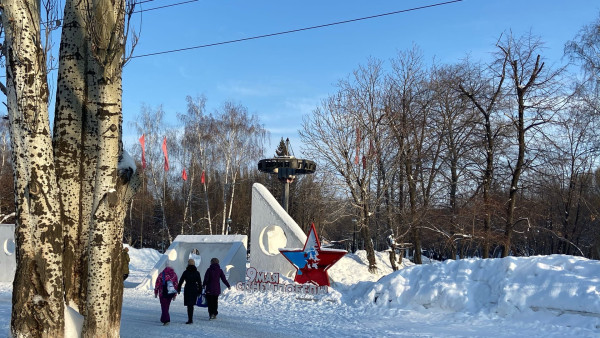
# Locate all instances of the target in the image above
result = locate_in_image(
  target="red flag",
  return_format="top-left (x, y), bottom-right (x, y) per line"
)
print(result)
top-left (162, 136), bottom-right (169, 171)
top-left (182, 168), bottom-right (187, 181)
top-left (139, 134), bottom-right (146, 169)
top-left (201, 170), bottom-right (205, 184)
top-left (362, 155), bottom-right (367, 169)
top-left (355, 126), bottom-right (361, 165)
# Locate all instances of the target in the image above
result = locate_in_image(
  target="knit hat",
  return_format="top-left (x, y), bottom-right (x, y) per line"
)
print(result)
top-left (188, 259), bottom-right (195, 266)
top-left (210, 257), bottom-right (219, 264)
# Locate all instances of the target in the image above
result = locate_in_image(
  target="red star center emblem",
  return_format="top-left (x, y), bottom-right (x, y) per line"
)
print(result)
top-left (279, 223), bottom-right (347, 286)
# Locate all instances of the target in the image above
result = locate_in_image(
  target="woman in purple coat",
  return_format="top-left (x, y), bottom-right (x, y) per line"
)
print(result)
top-left (154, 264), bottom-right (178, 325)
top-left (203, 257), bottom-right (231, 320)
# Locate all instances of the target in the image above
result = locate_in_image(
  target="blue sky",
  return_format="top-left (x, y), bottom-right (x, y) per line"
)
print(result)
top-left (31, 1), bottom-right (600, 153)
top-left (122, 0), bottom-right (600, 153)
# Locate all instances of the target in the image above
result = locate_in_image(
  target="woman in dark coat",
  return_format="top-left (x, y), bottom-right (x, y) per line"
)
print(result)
top-left (177, 259), bottom-right (202, 324)
top-left (203, 257), bottom-right (231, 320)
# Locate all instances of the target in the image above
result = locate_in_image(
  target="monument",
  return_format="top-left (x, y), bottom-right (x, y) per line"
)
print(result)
top-left (258, 138), bottom-right (316, 212)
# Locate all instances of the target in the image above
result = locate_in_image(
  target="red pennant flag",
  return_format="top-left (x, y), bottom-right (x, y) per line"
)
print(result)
top-left (355, 126), bottom-right (361, 165)
top-left (201, 170), bottom-right (205, 184)
top-left (139, 134), bottom-right (146, 169)
top-left (162, 136), bottom-right (169, 171)
top-left (182, 168), bottom-right (188, 181)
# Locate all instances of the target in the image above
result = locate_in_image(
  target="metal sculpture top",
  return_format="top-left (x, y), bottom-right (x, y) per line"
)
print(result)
top-left (257, 138), bottom-right (316, 211)
top-left (258, 138), bottom-right (316, 182)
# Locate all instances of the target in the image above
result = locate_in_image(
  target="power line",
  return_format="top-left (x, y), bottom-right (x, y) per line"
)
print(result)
top-left (131, 0), bottom-right (463, 59)
top-left (132, 0), bottom-right (198, 14)
top-left (35, 0), bottom-right (198, 27)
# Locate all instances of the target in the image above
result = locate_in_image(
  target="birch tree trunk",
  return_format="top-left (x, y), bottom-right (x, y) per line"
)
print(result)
top-left (80, 0), bottom-right (129, 335)
top-left (2, 1), bottom-right (65, 336)
top-left (3, 0), bottom-right (137, 336)
top-left (53, 0), bottom-right (95, 313)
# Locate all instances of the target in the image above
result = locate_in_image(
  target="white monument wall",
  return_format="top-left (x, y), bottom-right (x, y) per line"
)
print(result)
top-left (249, 183), bottom-right (307, 278)
top-left (0, 224), bottom-right (15, 282)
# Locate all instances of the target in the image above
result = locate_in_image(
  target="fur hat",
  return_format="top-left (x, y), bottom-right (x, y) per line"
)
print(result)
top-left (188, 259), bottom-right (195, 266)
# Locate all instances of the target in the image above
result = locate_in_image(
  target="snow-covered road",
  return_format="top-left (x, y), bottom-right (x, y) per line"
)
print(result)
top-left (118, 286), bottom-right (597, 338)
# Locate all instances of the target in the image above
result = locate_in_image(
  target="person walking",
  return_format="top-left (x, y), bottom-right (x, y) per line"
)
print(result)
top-left (177, 259), bottom-right (202, 324)
top-left (154, 263), bottom-right (178, 325)
top-left (203, 257), bottom-right (231, 320)
top-left (122, 247), bottom-right (130, 281)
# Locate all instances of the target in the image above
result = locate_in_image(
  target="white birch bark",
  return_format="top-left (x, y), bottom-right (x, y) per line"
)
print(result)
top-left (81, 1), bottom-right (128, 335)
top-left (53, 0), bottom-right (95, 313)
top-left (3, 0), bottom-right (137, 336)
top-left (2, 1), bottom-right (65, 336)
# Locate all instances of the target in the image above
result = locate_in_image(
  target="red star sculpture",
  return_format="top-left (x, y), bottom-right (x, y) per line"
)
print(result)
top-left (279, 223), bottom-right (347, 286)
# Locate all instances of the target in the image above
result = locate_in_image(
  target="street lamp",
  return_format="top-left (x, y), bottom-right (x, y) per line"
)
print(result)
top-left (352, 218), bottom-right (357, 253)
top-left (226, 218), bottom-right (232, 235)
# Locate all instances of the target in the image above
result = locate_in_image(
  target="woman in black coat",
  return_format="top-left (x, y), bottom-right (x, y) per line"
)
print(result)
top-left (177, 259), bottom-right (202, 324)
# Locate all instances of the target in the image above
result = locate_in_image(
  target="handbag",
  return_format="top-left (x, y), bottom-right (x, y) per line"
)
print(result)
top-left (196, 292), bottom-right (207, 307)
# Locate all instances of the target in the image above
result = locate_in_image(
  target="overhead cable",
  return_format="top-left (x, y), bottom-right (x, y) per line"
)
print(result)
top-left (131, 0), bottom-right (464, 59)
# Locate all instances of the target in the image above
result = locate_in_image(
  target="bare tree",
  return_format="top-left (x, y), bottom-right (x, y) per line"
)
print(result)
top-left (178, 95), bottom-right (214, 234)
top-left (429, 64), bottom-right (478, 259)
top-left (301, 59), bottom-right (386, 273)
top-left (131, 105), bottom-right (173, 246)
top-left (535, 96), bottom-right (599, 256)
top-left (497, 32), bottom-right (563, 257)
top-left (212, 102), bottom-right (268, 234)
top-left (386, 46), bottom-right (444, 264)
top-left (565, 13), bottom-right (600, 96)
top-left (458, 57), bottom-right (508, 258)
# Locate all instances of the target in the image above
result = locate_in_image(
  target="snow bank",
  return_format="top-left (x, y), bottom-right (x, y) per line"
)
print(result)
top-left (368, 255), bottom-right (600, 318)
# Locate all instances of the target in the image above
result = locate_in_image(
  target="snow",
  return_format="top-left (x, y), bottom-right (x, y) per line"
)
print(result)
top-left (0, 247), bottom-right (599, 337)
top-left (118, 150), bottom-right (137, 174)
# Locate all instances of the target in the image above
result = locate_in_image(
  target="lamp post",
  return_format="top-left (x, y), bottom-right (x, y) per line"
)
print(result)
top-left (352, 218), bottom-right (357, 253)
top-left (226, 218), bottom-right (232, 235)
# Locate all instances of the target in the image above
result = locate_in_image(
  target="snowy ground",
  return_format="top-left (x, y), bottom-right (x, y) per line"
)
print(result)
top-left (0, 247), bottom-right (599, 337)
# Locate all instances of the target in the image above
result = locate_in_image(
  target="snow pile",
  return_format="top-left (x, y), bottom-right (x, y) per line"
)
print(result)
top-left (124, 244), bottom-right (162, 288)
top-left (2, 246), bottom-right (599, 337)
top-left (126, 244), bottom-right (162, 275)
top-left (367, 255), bottom-right (600, 318)
top-left (329, 249), bottom-right (411, 285)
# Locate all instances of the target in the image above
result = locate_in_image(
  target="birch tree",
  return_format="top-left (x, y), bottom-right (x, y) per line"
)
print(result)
top-left (1, 0), bottom-right (139, 336)
top-left (178, 95), bottom-right (213, 234)
top-left (132, 105), bottom-right (173, 245)
top-left (2, 1), bottom-right (64, 335)
top-left (212, 102), bottom-right (267, 234)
